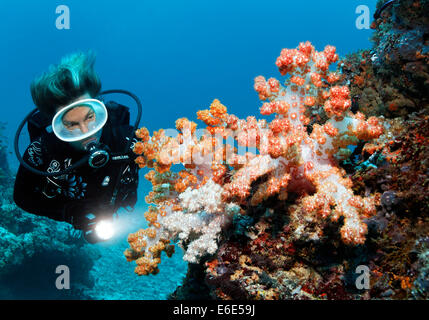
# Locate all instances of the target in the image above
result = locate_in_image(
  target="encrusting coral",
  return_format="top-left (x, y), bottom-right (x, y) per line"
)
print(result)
top-left (125, 42), bottom-right (384, 276)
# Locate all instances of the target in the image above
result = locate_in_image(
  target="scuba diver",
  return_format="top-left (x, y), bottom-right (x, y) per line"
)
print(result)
top-left (13, 51), bottom-right (143, 243)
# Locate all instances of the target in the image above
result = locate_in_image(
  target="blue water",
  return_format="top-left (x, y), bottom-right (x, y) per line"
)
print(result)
top-left (0, 0), bottom-right (377, 299)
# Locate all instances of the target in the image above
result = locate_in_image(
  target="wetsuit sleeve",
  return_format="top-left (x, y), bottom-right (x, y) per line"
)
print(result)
top-left (13, 137), bottom-right (66, 220)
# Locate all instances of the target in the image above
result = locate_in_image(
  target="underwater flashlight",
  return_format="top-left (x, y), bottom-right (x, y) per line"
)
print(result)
top-left (81, 213), bottom-right (116, 244)
top-left (94, 220), bottom-right (115, 240)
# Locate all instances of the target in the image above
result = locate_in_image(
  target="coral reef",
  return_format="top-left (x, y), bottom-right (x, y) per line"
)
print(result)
top-left (0, 125), bottom-right (100, 299)
top-left (0, 122), bottom-right (10, 186)
top-left (340, 0), bottom-right (429, 118)
top-left (351, 111), bottom-right (429, 299)
top-left (124, 0), bottom-right (428, 300)
top-left (125, 42), bottom-right (384, 277)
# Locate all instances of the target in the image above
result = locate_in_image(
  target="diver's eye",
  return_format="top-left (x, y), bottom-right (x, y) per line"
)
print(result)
top-left (65, 123), bottom-right (78, 130)
top-left (86, 113), bottom-right (95, 123)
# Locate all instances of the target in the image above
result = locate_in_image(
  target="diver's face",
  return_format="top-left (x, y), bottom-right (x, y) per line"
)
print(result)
top-left (63, 106), bottom-right (99, 150)
top-left (62, 106), bottom-right (96, 134)
top-left (56, 94), bottom-right (101, 151)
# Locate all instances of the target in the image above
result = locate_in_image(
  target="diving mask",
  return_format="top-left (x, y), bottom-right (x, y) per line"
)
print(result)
top-left (52, 98), bottom-right (108, 142)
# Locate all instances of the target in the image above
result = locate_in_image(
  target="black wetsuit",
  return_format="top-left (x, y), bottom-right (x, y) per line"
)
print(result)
top-left (13, 103), bottom-right (140, 229)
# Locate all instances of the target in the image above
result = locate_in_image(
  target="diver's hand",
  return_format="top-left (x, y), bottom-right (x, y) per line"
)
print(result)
top-left (60, 174), bottom-right (87, 200)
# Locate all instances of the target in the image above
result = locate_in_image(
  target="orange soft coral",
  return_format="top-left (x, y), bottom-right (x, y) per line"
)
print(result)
top-left (125, 42), bottom-right (384, 276)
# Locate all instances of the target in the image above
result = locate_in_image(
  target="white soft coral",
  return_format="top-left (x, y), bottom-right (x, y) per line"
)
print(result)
top-left (157, 179), bottom-right (233, 263)
top-left (178, 179), bottom-right (224, 214)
